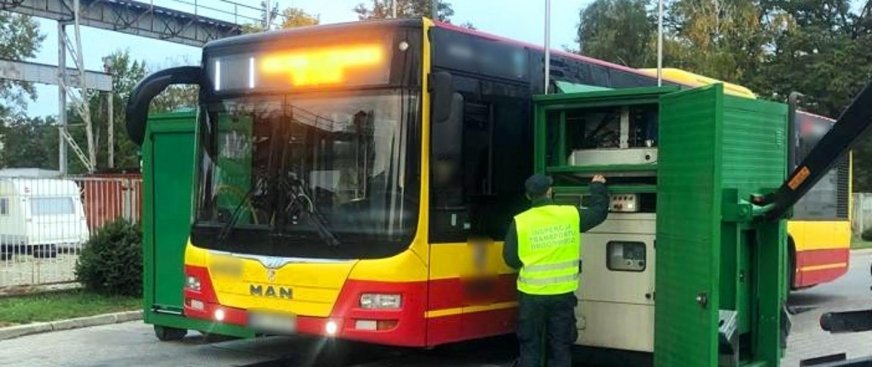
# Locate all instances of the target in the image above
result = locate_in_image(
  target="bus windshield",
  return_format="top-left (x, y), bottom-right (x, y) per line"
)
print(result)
top-left (191, 89), bottom-right (419, 258)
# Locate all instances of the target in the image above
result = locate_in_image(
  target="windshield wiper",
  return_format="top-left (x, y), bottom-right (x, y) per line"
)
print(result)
top-left (281, 177), bottom-right (340, 247)
top-left (216, 185), bottom-right (258, 243)
top-left (305, 208), bottom-right (340, 247)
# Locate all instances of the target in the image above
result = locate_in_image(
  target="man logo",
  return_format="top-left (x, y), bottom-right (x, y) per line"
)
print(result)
top-left (250, 284), bottom-right (293, 299)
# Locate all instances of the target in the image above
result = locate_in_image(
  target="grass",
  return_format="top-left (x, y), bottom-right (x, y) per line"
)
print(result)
top-left (851, 239), bottom-right (872, 250)
top-left (0, 290), bottom-right (140, 326)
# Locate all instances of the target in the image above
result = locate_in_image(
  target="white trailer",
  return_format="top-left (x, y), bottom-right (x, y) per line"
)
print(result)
top-left (0, 178), bottom-right (89, 259)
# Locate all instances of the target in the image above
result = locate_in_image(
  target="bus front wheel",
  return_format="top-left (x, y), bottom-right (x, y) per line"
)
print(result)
top-left (154, 325), bottom-right (187, 341)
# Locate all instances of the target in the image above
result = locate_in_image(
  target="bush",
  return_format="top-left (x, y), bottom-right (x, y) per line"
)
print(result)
top-left (863, 227), bottom-right (872, 242)
top-left (75, 219), bottom-right (143, 297)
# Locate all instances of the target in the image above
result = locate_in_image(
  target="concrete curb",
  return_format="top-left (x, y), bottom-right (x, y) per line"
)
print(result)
top-left (0, 310), bottom-right (142, 341)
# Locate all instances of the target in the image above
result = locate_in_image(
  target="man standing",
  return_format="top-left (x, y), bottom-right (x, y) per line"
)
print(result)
top-left (503, 173), bottom-right (609, 367)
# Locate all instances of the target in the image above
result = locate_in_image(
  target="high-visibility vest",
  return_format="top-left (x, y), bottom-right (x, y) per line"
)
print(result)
top-left (514, 205), bottom-right (581, 295)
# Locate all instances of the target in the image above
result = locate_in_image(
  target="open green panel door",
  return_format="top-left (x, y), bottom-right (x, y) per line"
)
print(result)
top-left (148, 113), bottom-right (197, 310)
top-left (655, 85), bottom-right (723, 367)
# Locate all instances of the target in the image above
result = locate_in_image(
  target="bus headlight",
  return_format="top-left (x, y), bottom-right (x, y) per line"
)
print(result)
top-left (185, 275), bottom-right (201, 292)
top-left (325, 320), bottom-right (338, 336)
top-left (359, 294), bottom-right (402, 309)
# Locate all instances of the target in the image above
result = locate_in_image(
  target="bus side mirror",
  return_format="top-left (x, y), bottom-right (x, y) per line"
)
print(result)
top-left (125, 66), bottom-right (203, 146)
top-left (429, 72), bottom-right (464, 189)
top-left (431, 71), bottom-right (454, 123)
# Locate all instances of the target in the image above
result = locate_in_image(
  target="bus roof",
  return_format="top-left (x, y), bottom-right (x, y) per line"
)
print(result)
top-left (638, 68), bottom-right (757, 99)
top-left (203, 18), bottom-right (422, 50)
top-left (433, 21), bottom-right (763, 99)
top-left (202, 17), bottom-right (833, 120)
top-left (432, 20), bottom-right (657, 82)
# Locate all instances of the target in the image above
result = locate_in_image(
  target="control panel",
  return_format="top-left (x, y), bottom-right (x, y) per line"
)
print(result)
top-left (606, 241), bottom-right (647, 272)
top-left (609, 194), bottom-right (640, 212)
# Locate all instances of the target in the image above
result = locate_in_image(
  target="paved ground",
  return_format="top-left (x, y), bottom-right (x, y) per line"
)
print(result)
top-left (781, 249), bottom-right (872, 365)
top-left (0, 322), bottom-right (508, 367)
top-left (0, 251), bottom-right (870, 366)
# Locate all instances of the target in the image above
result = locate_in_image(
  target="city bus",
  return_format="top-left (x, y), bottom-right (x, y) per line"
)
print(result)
top-left (125, 18), bottom-right (845, 348)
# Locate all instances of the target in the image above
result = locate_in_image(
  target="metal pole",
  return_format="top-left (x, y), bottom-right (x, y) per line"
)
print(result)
top-left (431, 0), bottom-right (438, 20)
top-left (392, 0), bottom-right (397, 18)
top-left (108, 92), bottom-right (114, 169)
top-left (264, 1), bottom-right (270, 31)
top-left (73, 0), bottom-right (96, 172)
top-left (58, 22), bottom-right (67, 175)
top-left (657, 0), bottom-right (663, 86)
top-left (544, 0), bottom-right (551, 94)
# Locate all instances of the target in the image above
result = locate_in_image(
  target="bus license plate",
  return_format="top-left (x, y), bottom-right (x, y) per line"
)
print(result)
top-left (248, 312), bottom-right (297, 334)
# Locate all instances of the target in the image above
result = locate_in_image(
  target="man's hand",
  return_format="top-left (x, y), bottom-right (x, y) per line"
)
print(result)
top-left (591, 175), bottom-right (606, 184)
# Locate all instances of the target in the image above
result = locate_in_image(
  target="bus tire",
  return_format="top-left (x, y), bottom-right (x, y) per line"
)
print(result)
top-left (154, 325), bottom-right (187, 341)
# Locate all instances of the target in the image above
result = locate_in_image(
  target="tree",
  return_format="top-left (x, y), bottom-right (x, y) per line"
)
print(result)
top-left (281, 7), bottom-right (320, 28)
top-left (577, 0), bottom-right (655, 67)
top-left (353, 0), bottom-right (455, 22)
top-left (666, 0), bottom-right (771, 83)
top-left (61, 50), bottom-right (199, 172)
top-left (0, 12), bottom-right (45, 116)
top-left (242, 5), bottom-right (319, 33)
top-left (0, 12), bottom-right (48, 169)
top-left (0, 114), bottom-right (58, 169)
top-left (64, 50), bottom-right (147, 172)
top-left (751, 0), bottom-right (872, 190)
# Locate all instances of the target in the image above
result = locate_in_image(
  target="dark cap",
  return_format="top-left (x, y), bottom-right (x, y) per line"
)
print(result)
top-left (525, 174), bottom-right (553, 197)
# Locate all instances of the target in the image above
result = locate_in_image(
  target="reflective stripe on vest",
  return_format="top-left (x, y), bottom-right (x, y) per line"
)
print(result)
top-left (514, 204), bottom-right (581, 295)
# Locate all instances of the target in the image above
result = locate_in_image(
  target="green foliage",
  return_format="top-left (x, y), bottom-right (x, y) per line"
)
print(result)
top-left (578, 0), bottom-right (655, 67)
top-left (353, 0), bottom-right (455, 22)
top-left (281, 7), bottom-right (320, 28)
top-left (75, 219), bottom-right (143, 297)
top-left (862, 227), bottom-right (872, 241)
top-left (0, 114), bottom-right (58, 169)
top-left (241, 4), bottom-right (320, 33)
top-left (60, 50), bottom-right (198, 173)
top-left (0, 12), bottom-right (45, 115)
top-left (0, 290), bottom-right (140, 326)
top-left (667, 0), bottom-right (771, 82)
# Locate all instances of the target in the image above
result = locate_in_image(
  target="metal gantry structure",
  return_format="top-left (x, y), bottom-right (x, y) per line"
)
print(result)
top-left (0, 0), bottom-right (245, 173)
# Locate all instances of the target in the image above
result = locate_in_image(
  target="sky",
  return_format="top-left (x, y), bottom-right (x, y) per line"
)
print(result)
top-left (23, 0), bottom-right (589, 117)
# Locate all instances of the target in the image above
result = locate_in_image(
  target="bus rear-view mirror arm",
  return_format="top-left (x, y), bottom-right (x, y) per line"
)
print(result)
top-left (430, 71), bottom-right (454, 123)
top-left (429, 71), bottom-right (464, 190)
top-left (126, 66), bottom-right (203, 146)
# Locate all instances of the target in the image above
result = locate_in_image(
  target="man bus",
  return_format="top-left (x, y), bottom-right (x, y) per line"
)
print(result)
top-left (125, 18), bottom-right (845, 350)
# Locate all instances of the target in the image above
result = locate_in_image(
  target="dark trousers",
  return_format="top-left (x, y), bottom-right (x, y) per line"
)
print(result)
top-left (517, 291), bottom-right (578, 367)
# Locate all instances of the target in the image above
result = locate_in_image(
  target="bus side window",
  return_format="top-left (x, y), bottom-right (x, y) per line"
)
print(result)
top-left (430, 98), bottom-right (495, 243)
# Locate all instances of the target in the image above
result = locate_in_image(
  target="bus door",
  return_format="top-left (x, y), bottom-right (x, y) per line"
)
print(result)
top-left (428, 84), bottom-right (525, 343)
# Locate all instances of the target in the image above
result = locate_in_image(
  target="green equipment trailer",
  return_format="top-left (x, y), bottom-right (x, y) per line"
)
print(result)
top-left (141, 111), bottom-right (254, 340)
top-left (532, 81), bottom-right (872, 367)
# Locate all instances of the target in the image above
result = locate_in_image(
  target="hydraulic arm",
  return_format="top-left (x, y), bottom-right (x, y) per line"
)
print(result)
top-left (757, 81), bottom-right (872, 220)
top-left (753, 80), bottom-right (872, 336)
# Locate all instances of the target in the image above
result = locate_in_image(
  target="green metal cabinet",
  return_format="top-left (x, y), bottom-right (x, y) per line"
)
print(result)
top-left (141, 111), bottom-right (254, 339)
top-left (656, 85), bottom-right (787, 367)
top-left (533, 84), bottom-right (788, 367)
